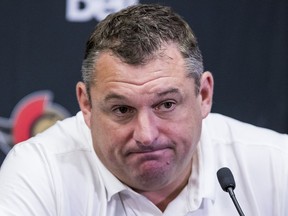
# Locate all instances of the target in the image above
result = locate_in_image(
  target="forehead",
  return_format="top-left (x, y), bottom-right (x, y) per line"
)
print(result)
top-left (93, 43), bottom-right (188, 86)
top-left (88, 44), bottom-right (197, 105)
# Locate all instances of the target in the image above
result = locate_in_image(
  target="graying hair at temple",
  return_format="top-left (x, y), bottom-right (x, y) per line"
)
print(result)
top-left (81, 4), bottom-right (204, 100)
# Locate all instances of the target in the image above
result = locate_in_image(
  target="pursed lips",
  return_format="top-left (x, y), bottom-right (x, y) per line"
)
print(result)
top-left (125, 144), bottom-right (174, 156)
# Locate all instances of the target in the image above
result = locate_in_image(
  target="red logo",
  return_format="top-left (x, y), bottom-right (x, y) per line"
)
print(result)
top-left (0, 91), bottom-right (70, 154)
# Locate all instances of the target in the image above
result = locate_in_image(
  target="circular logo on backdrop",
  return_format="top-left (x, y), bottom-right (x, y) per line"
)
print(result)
top-left (0, 90), bottom-right (70, 155)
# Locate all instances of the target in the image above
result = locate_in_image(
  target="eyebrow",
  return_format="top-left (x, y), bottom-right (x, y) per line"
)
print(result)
top-left (156, 88), bottom-right (180, 97)
top-left (104, 93), bottom-right (127, 102)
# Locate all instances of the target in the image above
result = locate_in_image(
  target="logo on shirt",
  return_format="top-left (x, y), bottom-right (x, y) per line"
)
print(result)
top-left (66, 0), bottom-right (139, 22)
top-left (0, 91), bottom-right (70, 154)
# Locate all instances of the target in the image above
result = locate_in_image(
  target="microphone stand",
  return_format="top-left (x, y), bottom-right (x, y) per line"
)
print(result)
top-left (227, 187), bottom-right (245, 216)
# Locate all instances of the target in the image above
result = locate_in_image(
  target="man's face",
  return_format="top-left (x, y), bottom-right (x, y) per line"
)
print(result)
top-left (77, 43), bottom-right (213, 191)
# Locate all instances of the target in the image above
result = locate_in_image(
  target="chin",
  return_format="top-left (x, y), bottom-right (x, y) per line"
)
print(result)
top-left (132, 165), bottom-right (174, 190)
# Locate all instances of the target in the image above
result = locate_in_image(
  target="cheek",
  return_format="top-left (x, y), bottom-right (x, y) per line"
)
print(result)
top-left (90, 116), bottom-right (132, 160)
top-left (90, 114), bottom-right (114, 157)
top-left (165, 112), bottom-right (202, 152)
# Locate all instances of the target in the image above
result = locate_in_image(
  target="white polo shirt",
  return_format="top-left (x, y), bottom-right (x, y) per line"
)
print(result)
top-left (0, 112), bottom-right (287, 215)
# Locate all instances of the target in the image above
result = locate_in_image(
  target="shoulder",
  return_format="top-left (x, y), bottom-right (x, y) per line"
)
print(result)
top-left (1, 111), bottom-right (93, 178)
top-left (1, 111), bottom-right (95, 187)
top-left (202, 114), bottom-right (288, 213)
top-left (201, 113), bottom-right (288, 171)
top-left (203, 113), bottom-right (288, 150)
top-left (0, 112), bottom-right (97, 215)
top-left (32, 111), bottom-right (92, 154)
top-left (0, 112), bottom-right (92, 169)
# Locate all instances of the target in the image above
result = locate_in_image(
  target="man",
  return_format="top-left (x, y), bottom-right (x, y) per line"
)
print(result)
top-left (0, 4), bottom-right (287, 216)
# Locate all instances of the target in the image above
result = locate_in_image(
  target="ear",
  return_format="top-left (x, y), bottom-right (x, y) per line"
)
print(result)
top-left (198, 71), bottom-right (214, 118)
top-left (76, 82), bottom-right (92, 128)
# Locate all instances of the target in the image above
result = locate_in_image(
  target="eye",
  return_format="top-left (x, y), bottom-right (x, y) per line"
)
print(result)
top-left (112, 106), bottom-right (135, 117)
top-left (155, 101), bottom-right (176, 112)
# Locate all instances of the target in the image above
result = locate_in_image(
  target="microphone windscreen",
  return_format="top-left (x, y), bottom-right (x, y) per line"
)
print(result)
top-left (217, 167), bottom-right (236, 192)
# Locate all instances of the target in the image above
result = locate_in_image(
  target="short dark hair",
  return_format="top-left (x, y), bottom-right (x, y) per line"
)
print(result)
top-left (81, 4), bottom-right (204, 99)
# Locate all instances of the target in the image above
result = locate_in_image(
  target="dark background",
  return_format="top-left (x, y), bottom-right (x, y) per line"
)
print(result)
top-left (1, 0), bottom-right (287, 164)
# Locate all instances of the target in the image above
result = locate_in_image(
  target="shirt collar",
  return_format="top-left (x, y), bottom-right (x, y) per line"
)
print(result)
top-left (198, 119), bottom-right (217, 201)
top-left (186, 118), bottom-right (217, 211)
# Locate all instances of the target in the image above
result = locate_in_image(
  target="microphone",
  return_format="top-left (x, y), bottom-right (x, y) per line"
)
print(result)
top-left (217, 167), bottom-right (245, 216)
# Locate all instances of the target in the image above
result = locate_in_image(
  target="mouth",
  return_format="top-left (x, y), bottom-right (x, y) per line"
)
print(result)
top-left (126, 146), bottom-right (173, 157)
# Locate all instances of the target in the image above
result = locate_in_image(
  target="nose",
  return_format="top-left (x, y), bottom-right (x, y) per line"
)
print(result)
top-left (133, 110), bottom-right (159, 146)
